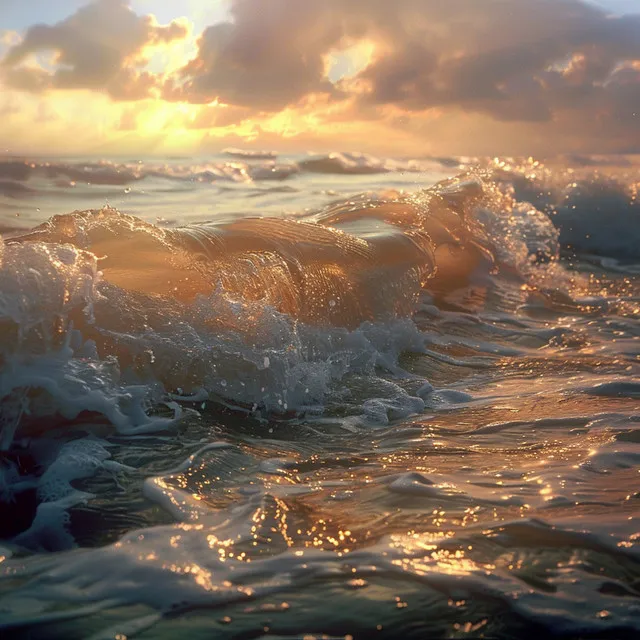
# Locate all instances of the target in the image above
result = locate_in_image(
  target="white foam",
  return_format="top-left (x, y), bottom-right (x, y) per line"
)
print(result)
top-left (10, 438), bottom-right (135, 550)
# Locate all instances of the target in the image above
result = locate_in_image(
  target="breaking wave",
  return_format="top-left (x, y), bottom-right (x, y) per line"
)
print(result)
top-left (0, 171), bottom-right (567, 422)
top-left (1, 160), bottom-right (639, 639)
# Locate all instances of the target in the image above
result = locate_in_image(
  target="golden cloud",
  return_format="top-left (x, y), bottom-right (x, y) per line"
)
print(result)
top-left (0, 0), bottom-right (639, 155)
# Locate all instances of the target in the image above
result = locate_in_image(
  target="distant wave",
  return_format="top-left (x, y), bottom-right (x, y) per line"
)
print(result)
top-left (2, 155), bottom-right (639, 260)
top-left (0, 159), bottom-right (141, 186)
top-left (222, 147), bottom-right (278, 160)
top-left (298, 151), bottom-right (423, 175)
top-left (0, 152), bottom-right (430, 188)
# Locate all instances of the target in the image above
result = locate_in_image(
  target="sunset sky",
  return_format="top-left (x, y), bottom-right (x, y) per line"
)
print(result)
top-left (1, 0), bottom-right (639, 156)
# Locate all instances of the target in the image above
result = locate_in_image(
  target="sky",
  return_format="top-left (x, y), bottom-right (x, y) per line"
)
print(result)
top-left (0, 0), bottom-right (639, 156)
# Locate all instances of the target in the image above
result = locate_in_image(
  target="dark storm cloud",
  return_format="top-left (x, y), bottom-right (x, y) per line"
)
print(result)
top-left (0, 0), bottom-right (188, 100)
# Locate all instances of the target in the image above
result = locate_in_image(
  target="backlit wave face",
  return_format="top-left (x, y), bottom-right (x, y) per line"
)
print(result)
top-left (9, 176), bottom-right (496, 328)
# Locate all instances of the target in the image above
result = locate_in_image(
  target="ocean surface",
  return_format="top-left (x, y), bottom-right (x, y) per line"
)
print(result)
top-left (0, 150), bottom-right (639, 639)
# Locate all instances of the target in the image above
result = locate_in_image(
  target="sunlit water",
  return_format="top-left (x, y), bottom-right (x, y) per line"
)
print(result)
top-left (0, 152), bottom-right (638, 639)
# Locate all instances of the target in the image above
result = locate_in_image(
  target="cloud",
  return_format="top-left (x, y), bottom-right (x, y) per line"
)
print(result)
top-left (0, 30), bottom-right (22, 49)
top-left (187, 103), bottom-right (253, 129)
top-left (1, 0), bottom-right (640, 154)
top-left (164, 2), bottom-right (343, 109)
top-left (164, 0), bottom-right (640, 146)
top-left (0, 0), bottom-right (188, 100)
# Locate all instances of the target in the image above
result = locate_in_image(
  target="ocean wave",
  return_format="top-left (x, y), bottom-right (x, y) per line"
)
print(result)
top-left (0, 152), bottom-right (430, 192)
top-left (554, 178), bottom-right (640, 259)
top-left (0, 173), bottom-right (567, 440)
top-left (222, 147), bottom-right (279, 160)
top-left (479, 158), bottom-right (640, 259)
top-left (1, 166), bottom-right (639, 569)
top-left (0, 158), bottom-right (299, 190)
top-left (0, 504), bottom-right (637, 636)
top-left (0, 159), bottom-right (142, 186)
top-left (298, 151), bottom-right (424, 175)
top-left (3, 157), bottom-right (639, 264)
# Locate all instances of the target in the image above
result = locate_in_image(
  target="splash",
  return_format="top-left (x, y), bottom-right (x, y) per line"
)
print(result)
top-left (0, 160), bottom-right (639, 638)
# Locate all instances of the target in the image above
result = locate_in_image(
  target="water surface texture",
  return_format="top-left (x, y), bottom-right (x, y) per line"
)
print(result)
top-left (0, 152), bottom-right (639, 639)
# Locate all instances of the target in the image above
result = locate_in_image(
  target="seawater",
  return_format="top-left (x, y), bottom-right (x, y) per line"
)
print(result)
top-left (0, 152), bottom-right (638, 639)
